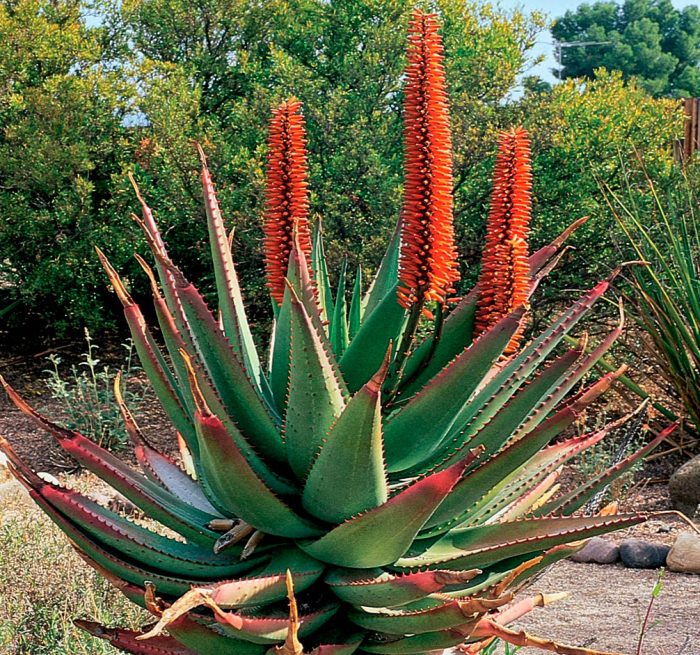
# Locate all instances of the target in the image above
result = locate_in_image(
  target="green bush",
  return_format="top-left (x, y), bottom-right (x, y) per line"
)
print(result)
top-left (0, 0), bottom-right (138, 336)
top-left (0, 0), bottom-right (684, 338)
top-left (455, 70), bottom-right (683, 300)
top-left (42, 330), bottom-right (148, 451)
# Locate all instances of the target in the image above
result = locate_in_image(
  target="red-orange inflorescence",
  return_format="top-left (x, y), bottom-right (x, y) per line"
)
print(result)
top-left (263, 98), bottom-right (312, 304)
top-left (397, 10), bottom-right (459, 311)
top-left (474, 127), bottom-right (533, 352)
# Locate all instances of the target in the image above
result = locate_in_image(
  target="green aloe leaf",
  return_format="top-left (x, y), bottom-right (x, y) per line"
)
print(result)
top-left (4, 383), bottom-right (220, 546)
top-left (348, 598), bottom-right (488, 634)
top-left (302, 351), bottom-right (390, 522)
top-left (187, 366), bottom-right (322, 538)
top-left (397, 514), bottom-right (646, 570)
top-left (285, 282), bottom-right (347, 479)
top-left (383, 306), bottom-right (525, 472)
top-left (330, 258), bottom-right (349, 357)
top-left (421, 400), bottom-right (586, 532)
top-left (214, 604), bottom-right (340, 644)
top-left (27, 489), bottom-right (249, 598)
top-left (161, 259), bottom-right (285, 462)
top-left (312, 218), bottom-right (334, 325)
top-left (538, 422), bottom-right (677, 516)
top-left (363, 218), bottom-right (400, 318)
top-left (96, 249), bottom-right (196, 450)
top-left (184, 351), bottom-right (295, 497)
top-left (340, 286), bottom-right (406, 393)
top-left (165, 618), bottom-right (266, 655)
top-left (411, 279), bottom-right (613, 476)
top-left (299, 459), bottom-right (467, 567)
top-left (326, 568), bottom-right (479, 608)
top-left (197, 147), bottom-right (264, 391)
top-left (75, 620), bottom-right (196, 655)
top-left (348, 266), bottom-right (363, 339)
top-left (361, 627), bottom-right (474, 654)
top-left (206, 548), bottom-right (324, 609)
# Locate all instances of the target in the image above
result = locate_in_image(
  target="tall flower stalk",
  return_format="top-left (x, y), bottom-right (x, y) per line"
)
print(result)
top-left (263, 98), bottom-right (312, 305)
top-left (475, 127), bottom-right (533, 353)
top-left (397, 10), bottom-right (458, 313)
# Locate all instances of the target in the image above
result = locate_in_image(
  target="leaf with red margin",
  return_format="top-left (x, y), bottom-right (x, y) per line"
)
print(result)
top-left (399, 217), bottom-right (588, 395)
top-left (185, 361), bottom-right (321, 538)
top-left (197, 146), bottom-right (264, 390)
top-left (326, 568), bottom-right (480, 608)
top-left (407, 279), bottom-right (613, 477)
top-left (116, 388), bottom-right (218, 515)
top-left (75, 620), bottom-right (195, 655)
top-left (302, 350), bottom-right (390, 522)
top-left (18, 484), bottom-right (261, 599)
top-left (348, 595), bottom-right (510, 634)
top-left (0, 437), bottom-right (254, 578)
top-left (284, 282), bottom-right (347, 479)
top-left (361, 624), bottom-right (478, 654)
top-left (383, 306), bottom-right (525, 472)
top-left (2, 380), bottom-right (220, 546)
top-left (95, 248), bottom-right (196, 450)
top-left (299, 457), bottom-right (470, 567)
top-left (157, 255), bottom-right (284, 462)
top-left (536, 421), bottom-right (678, 516)
top-left (397, 514), bottom-right (646, 570)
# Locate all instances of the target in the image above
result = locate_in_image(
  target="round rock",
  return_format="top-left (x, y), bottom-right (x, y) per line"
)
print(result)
top-left (666, 533), bottom-right (700, 574)
top-left (570, 537), bottom-right (619, 564)
top-left (619, 539), bottom-right (670, 569)
top-left (669, 454), bottom-right (700, 519)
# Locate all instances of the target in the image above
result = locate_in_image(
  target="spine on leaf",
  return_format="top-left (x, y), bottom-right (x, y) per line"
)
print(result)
top-left (475, 127), bottom-right (533, 352)
top-left (264, 98), bottom-right (312, 304)
top-left (397, 10), bottom-right (458, 311)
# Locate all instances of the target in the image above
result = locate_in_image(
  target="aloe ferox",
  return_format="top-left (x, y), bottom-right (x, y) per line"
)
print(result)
top-left (0, 10), bottom-right (673, 655)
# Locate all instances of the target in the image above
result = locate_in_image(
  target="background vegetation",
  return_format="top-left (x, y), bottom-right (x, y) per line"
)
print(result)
top-left (0, 0), bottom-right (685, 340)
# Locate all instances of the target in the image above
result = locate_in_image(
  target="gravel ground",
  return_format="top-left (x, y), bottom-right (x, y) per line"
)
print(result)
top-left (509, 559), bottom-right (699, 655)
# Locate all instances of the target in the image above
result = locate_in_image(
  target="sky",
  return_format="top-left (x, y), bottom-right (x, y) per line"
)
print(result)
top-left (497, 0), bottom-right (698, 88)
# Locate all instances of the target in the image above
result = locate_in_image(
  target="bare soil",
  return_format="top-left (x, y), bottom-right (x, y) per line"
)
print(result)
top-left (512, 560), bottom-right (699, 655)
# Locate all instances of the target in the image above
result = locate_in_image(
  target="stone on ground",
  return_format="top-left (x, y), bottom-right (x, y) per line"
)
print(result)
top-left (666, 533), bottom-right (700, 574)
top-left (570, 537), bottom-right (619, 564)
top-left (669, 454), bottom-right (700, 518)
top-left (619, 539), bottom-right (670, 569)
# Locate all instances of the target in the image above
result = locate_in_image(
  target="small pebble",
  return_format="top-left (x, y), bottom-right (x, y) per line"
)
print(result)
top-left (619, 539), bottom-right (670, 569)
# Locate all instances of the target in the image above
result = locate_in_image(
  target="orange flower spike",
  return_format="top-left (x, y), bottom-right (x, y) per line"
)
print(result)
top-left (397, 11), bottom-right (459, 311)
top-left (263, 98), bottom-right (312, 304)
top-left (474, 127), bottom-right (533, 351)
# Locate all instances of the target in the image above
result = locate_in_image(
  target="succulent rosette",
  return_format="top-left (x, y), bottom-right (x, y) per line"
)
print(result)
top-left (0, 10), bottom-right (673, 655)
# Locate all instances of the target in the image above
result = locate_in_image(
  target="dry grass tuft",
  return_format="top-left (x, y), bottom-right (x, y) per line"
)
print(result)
top-left (0, 476), bottom-right (148, 654)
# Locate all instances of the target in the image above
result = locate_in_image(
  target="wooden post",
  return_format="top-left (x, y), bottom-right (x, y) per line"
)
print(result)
top-left (680, 97), bottom-right (700, 164)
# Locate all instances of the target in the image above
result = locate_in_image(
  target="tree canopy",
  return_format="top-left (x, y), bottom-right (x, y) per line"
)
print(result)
top-left (552, 0), bottom-right (700, 97)
top-left (0, 0), bottom-right (684, 340)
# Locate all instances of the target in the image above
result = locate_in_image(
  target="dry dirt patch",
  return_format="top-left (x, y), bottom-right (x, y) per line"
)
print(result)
top-left (511, 559), bottom-right (699, 655)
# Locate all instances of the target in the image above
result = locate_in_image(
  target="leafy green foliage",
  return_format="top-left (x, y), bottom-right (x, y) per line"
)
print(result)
top-left (106, 0), bottom-right (546, 325)
top-left (610, 163), bottom-right (700, 439)
top-left (0, 0), bottom-right (138, 335)
top-left (42, 330), bottom-right (148, 450)
top-left (553, 0), bottom-right (700, 97)
top-left (500, 71), bottom-right (681, 295)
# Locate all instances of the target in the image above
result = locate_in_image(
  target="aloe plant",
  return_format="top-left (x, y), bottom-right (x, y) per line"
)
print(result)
top-left (0, 11), bottom-right (673, 655)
